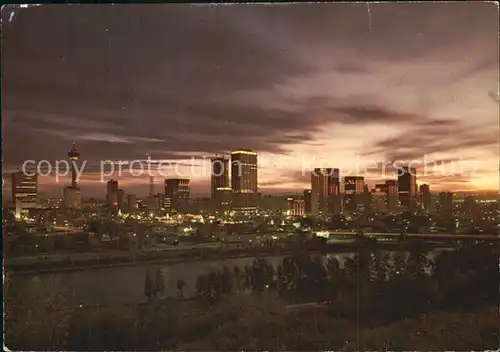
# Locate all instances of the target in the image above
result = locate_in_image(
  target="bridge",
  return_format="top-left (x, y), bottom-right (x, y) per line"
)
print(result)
top-left (324, 231), bottom-right (499, 241)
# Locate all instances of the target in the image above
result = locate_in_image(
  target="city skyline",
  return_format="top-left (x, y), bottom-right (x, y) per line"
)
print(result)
top-left (3, 3), bottom-right (499, 198)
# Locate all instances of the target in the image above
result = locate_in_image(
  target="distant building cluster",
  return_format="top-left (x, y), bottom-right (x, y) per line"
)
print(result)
top-left (303, 166), bottom-right (445, 216)
top-left (7, 143), bottom-right (489, 222)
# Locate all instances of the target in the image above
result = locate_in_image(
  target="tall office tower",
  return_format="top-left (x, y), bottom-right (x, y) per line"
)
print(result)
top-left (165, 178), bottom-right (190, 211)
top-left (311, 168), bottom-right (340, 215)
top-left (127, 194), bottom-right (138, 213)
top-left (438, 192), bottom-right (454, 214)
top-left (154, 193), bottom-right (170, 211)
top-left (371, 184), bottom-right (387, 212)
top-left (211, 155), bottom-right (231, 213)
top-left (64, 142), bottom-right (82, 210)
top-left (149, 175), bottom-right (155, 197)
top-left (419, 184), bottom-right (432, 210)
top-left (286, 196), bottom-right (295, 216)
top-left (385, 180), bottom-right (398, 212)
top-left (398, 166), bottom-right (417, 210)
top-left (117, 189), bottom-right (125, 211)
top-left (311, 169), bottom-right (326, 216)
top-left (285, 195), bottom-right (305, 217)
top-left (303, 189), bottom-right (312, 215)
top-left (344, 176), bottom-right (365, 212)
top-left (326, 168), bottom-right (340, 196)
top-left (106, 179), bottom-right (119, 214)
top-left (11, 171), bottom-right (37, 218)
top-left (231, 149), bottom-right (258, 213)
top-left (362, 184), bottom-right (373, 214)
top-left (463, 195), bottom-right (478, 214)
top-left (326, 168), bottom-right (342, 215)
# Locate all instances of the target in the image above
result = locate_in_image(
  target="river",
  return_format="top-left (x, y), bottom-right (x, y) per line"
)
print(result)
top-left (9, 249), bottom-right (450, 306)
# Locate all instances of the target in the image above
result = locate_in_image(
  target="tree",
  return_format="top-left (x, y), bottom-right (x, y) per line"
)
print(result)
top-left (390, 252), bottom-right (407, 279)
top-left (326, 256), bottom-right (345, 301)
top-left (221, 265), bottom-right (234, 294)
top-left (233, 266), bottom-right (244, 293)
top-left (176, 279), bottom-right (186, 299)
top-left (195, 274), bottom-right (211, 303)
top-left (246, 258), bottom-right (275, 293)
top-left (5, 273), bottom-right (70, 350)
top-left (345, 249), bottom-right (371, 284)
top-left (154, 268), bottom-right (166, 300)
top-left (144, 268), bottom-right (154, 303)
top-left (406, 245), bottom-right (431, 278)
top-left (370, 252), bottom-right (390, 282)
top-left (279, 257), bottom-right (300, 293)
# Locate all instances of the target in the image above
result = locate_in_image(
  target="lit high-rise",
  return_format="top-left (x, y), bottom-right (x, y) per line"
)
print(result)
top-left (11, 171), bottom-right (37, 218)
top-left (211, 155), bottom-right (231, 213)
top-left (398, 166), bottom-right (417, 210)
top-left (439, 191), bottom-right (454, 213)
top-left (106, 179), bottom-right (119, 214)
top-left (165, 178), bottom-right (190, 211)
top-left (303, 189), bottom-right (312, 214)
top-left (231, 149), bottom-right (258, 212)
top-left (371, 184), bottom-right (387, 211)
top-left (419, 184), bottom-right (432, 210)
top-left (311, 168), bottom-right (339, 215)
top-left (344, 176), bottom-right (364, 212)
top-left (385, 180), bottom-right (398, 212)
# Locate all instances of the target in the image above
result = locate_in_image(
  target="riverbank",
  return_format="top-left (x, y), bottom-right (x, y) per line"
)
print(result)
top-left (6, 240), bottom-right (457, 274)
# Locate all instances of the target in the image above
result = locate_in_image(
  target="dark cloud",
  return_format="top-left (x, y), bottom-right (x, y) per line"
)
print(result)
top-left (334, 63), bottom-right (370, 74)
top-left (365, 120), bottom-right (497, 162)
top-left (332, 105), bottom-right (419, 124)
top-left (246, 2), bottom-right (497, 61)
top-left (2, 3), bottom-right (497, 196)
top-left (2, 4), bottom-right (317, 169)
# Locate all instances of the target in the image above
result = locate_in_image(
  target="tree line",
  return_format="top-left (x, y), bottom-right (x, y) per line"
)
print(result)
top-left (190, 244), bottom-right (498, 320)
top-left (5, 244), bottom-right (498, 350)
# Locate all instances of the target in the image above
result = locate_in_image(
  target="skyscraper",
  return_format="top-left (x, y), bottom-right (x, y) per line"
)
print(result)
top-left (362, 184), bottom-right (372, 214)
top-left (398, 166), bottom-right (417, 210)
top-left (117, 189), bottom-right (125, 211)
top-left (311, 168), bottom-right (327, 215)
top-left (11, 171), bottom-right (37, 218)
top-left (127, 194), bottom-right (138, 213)
top-left (439, 192), bottom-right (454, 213)
top-left (371, 184), bottom-right (387, 212)
top-left (385, 180), bottom-right (398, 212)
top-left (211, 155), bottom-right (231, 213)
top-left (326, 168), bottom-right (340, 196)
top-left (154, 193), bottom-right (170, 211)
top-left (344, 176), bottom-right (364, 212)
top-left (106, 179), bottom-right (119, 214)
top-left (419, 184), bottom-right (432, 210)
top-left (231, 150), bottom-right (258, 212)
top-left (303, 189), bottom-right (312, 214)
top-left (311, 168), bottom-right (340, 215)
top-left (64, 142), bottom-right (82, 210)
top-left (165, 178), bottom-right (190, 211)
top-left (286, 195), bottom-right (305, 217)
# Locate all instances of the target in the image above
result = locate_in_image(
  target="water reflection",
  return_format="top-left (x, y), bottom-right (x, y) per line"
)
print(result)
top-left (12, 249), bottom-right (449, 306)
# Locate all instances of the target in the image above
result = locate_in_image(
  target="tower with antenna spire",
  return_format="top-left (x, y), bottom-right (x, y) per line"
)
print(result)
top-left (64, 142), bottom-right (82, 210)
top-left (68, 142), bottom-right (80, 188)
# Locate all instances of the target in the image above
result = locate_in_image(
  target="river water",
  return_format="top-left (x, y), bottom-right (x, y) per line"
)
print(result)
top-left (9, 249), bottom-right (449, 306)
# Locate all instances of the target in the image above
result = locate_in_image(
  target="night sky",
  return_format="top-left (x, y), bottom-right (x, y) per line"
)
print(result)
top-left (2, 3), bottom-right (498, 198)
